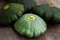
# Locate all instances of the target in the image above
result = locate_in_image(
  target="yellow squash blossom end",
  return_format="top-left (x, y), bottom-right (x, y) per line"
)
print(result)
top-left (28, 16), bottom-right (35, 21)
top-left (49, 3), bottom-right (54, 7)
top-left (4, 4), bottom-right (10, 10)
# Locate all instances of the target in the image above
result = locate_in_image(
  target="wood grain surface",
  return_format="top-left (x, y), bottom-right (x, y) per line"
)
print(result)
top-left (0, 0), bottom-right (60, 40)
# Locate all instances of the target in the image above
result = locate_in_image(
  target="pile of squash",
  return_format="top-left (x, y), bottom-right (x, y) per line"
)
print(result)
top-left (0, 0), bottom-right (60, 38)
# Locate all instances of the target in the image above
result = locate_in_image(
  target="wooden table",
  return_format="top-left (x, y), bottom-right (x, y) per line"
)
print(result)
top-left (0, 24), bottom-right (60, 40)
top-left (0, 0), bottom-right (60, 40)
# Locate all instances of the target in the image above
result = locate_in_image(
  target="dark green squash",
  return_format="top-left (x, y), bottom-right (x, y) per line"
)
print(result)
top-left (33, 4), bottom-right (60, 23)
top-left (0, 3), bottom-right (24, 24)
top-left (14, 13), bottom-right (47, 38)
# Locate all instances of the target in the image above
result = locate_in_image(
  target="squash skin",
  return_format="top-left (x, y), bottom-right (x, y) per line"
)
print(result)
top-left (51, 7), bottom-right (60, 23)
top-left (33, 4), bottom-right (60, 23)
top-left (14, 13), bottom-right (47, 38)
top-left (19, 0), bottom-right (37, 11)
top-left (0, 3), bottom-right (24, 24)
top-left (8, 0), bottom-right (37, 11)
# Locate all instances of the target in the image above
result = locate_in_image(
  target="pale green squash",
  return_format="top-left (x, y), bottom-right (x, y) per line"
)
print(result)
top-left (14, 13), bottom-right (47, 38)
